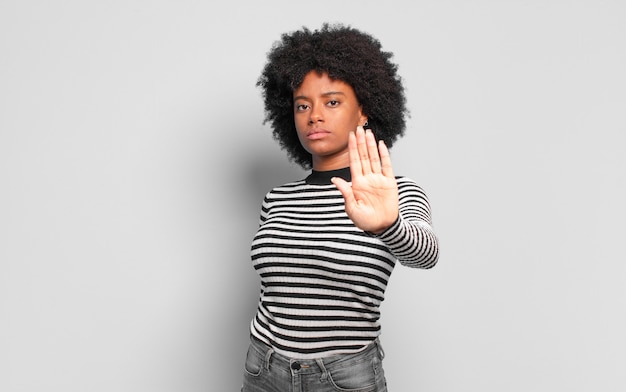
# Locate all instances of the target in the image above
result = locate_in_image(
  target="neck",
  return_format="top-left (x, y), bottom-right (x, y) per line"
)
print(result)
top-left (311, 153), bottom-right (349, 171)
top-left (305, 167), bottom-right (351, 185)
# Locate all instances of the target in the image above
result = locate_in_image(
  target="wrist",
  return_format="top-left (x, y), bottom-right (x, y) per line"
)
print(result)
top-left (369, 214), bottom-right (400, 236)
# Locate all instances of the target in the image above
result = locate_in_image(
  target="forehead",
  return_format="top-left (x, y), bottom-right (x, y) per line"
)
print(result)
top-left (294, 71), bottom-right (355, 97)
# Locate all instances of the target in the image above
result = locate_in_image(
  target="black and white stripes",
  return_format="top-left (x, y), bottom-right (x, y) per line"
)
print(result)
top-left (249, 170), bottom-right (438, 359)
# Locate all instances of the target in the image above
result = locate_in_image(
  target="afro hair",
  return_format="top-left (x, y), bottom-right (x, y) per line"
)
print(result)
top-left (257, 23), bottom-right (408, 170)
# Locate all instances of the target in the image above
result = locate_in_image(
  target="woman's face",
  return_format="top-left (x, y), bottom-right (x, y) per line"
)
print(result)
top-left (293, 71), bottom-right (367, 171)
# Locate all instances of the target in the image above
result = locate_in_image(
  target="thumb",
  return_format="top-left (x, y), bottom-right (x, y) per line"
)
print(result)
top-left (331, 177), bottom-right (355, 205)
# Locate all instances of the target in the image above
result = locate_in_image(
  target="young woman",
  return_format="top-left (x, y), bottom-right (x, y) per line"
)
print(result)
top-left (242, 23), bottom-right (439, 392)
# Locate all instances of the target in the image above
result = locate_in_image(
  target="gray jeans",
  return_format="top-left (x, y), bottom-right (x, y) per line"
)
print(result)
top-left (241, 336), bottom-right (387, 392)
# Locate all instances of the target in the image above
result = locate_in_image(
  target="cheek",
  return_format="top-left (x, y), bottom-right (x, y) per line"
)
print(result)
top-left (293, 119), bottom-right (308, 146)
top-left (293, 112), bottom-right (307, 128)
top-left (343, 117), bottom-right (360, 131)
top-left (293, 118), bottom-right (307, 140)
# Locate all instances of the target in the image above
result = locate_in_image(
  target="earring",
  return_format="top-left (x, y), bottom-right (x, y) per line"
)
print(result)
top-left (363, 121), bottom-right (369, 128)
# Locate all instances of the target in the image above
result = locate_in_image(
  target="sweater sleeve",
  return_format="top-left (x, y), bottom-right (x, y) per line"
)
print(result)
top-left (258, 192), bottom-right (271, 226)
top-left (374, 177), bottom-right (439, 269)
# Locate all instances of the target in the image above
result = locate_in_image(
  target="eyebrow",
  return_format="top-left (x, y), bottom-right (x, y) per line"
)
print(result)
top-left (293, 91), bottom-right (347, 101)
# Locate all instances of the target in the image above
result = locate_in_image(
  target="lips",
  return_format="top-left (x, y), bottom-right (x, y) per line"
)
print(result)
top-left (306, 129), bottom-right (330, 140)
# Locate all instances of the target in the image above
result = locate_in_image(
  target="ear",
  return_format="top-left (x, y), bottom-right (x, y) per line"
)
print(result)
top-left (359, 110), bottom-right (368, 127)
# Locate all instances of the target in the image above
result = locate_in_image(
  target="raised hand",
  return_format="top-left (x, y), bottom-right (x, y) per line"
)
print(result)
top-left (331, 126), bottom-right (399, 234)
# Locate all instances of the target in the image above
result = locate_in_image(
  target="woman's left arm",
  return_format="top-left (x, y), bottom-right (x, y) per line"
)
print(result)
top-left (375, 178), bottom-right (439, 268)
top-left (332, 126), bottom-right (439, 268)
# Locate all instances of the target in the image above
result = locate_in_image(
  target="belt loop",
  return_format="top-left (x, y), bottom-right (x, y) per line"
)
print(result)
top-left (375, 338), bottom-right (385, 360)
top-left (315, 358), bottom-right (328, 381)
top-left (264, 346), bottom-right (274, 371)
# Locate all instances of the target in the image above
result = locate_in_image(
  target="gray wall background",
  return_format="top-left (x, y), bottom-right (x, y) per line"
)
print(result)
top-left (1, 1), bottom-right (625, 391)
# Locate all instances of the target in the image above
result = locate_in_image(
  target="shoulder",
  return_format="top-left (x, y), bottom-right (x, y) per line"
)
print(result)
top-left (395, 176), bottom-right (426, 193)
top-left (262, 179), bottom-right (311, 202)
top-left (395, 176), bottom-right (432, 204)
top-left (394, 176), bottom-right (435, 222)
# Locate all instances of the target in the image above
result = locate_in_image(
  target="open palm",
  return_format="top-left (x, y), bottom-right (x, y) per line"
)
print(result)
top-left (332, 126), bottom-right (399, 234)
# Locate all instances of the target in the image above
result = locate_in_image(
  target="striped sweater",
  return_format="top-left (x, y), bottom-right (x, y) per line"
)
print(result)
top-left (249, 167), bottom-right (439, 359)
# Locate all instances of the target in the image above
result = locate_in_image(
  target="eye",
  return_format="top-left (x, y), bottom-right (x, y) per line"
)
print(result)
top-left (327, 100), bottom-right (340, 107)
top-left (295, 103), bottom-right (309, 112)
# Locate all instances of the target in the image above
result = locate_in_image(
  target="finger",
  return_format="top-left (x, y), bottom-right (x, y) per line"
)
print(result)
top-left (379, 139), bottom-right (395, 178)
top-left (355, 126), bottom-right (371, 175)
top-left (365, 129), bottom-right (381, 174)
top-left (347, 130), bottom-right (362, 177)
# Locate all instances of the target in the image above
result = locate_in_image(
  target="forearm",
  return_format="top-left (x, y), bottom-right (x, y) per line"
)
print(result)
top-left (375, 215), bottom-right (439, 268)
top-left (373, 178), bottom-right (440, 268)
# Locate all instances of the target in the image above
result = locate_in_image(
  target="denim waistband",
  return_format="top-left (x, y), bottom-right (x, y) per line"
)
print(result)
top-left (249, 335), bottom-right (385, 376)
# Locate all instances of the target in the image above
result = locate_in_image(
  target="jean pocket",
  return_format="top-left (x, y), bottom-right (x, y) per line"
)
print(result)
top-left (327, 356), bottom-right (382, 391)
top-left (243, 344), bottom-right (264, 377)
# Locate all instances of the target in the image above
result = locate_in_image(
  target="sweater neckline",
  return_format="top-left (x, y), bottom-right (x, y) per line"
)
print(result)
top-left (305, 167), bottom-right (351, 185)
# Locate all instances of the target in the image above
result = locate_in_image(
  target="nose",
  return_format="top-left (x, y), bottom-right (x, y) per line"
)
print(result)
top-left (308, 105), bottom-right (323, 124)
